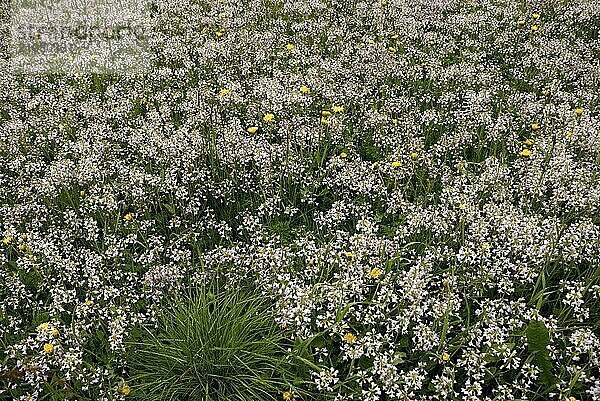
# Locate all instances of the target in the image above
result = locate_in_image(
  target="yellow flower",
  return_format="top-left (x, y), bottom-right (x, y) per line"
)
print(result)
top-left (332, 105), bottom-right (344, 113)
top-left (531, 123), bottom-right (540, 130)
top-left (263, 113), bottom-right (275, 123)
top-left (524, 138), bottom-right (534, 146)
top-left (43, 343), bottom-right (54, 354)
top-left (391, 34), bottom-right (399, 39)
top-left (566, 131), bottom-right (574, 139)
top-left (410, 152), bottom-right (419, 161)
top-left (391, 118), bottom-right (398, 124)
top-left (283, 391), bottom-right (292, 401)
top-left (121, 384), bottom-right (131, 396)
top-left (388, 47), bottom-right (396, 52)
top-left (482, 242), bottom-right (490, 250)
top-left (391, 161), bottom-right (402, 168)
top-left (531, 25), bottom-right (538, 31)
top-left (442, 280), bottom-right (449, 287)
top-left (321, 117), bottom-right (330, 125)
top-left (533, 13), bottom-right (540, 19)
top-left (441, 352), bottom-right (450, 362)
top-left (575, 108), bottom-right (584, 116)
top-left (218, 88), bottom-right (229, 96)
top-left (85, 299), bottom-right (94, 306)
top-left (300, 85), bottom-right (310, 94)
top-left (37, 322), bottom-right (51, 332)
top-left (79, 190), bottom-right (85, 196)
top-left (2, 236), bottom-right (12, 245)
top-left (541, 89), bottom-right (549, 95)
top-left (343, 332), bottom-right (356, 344)
top-left (340, 152), bottom-right (348, 159)
top-left (569, 397), bottom-right (579, 401)
top-left (321, 110), bottom-right (331, 117)
top-left (18, 244), bottom-right (27, 252)
top-left (344, 251), bottom-right (353, 259)
top-left (286, 43), bottom-right (295, 51)
top-left (124, 213), bottom-right (133, 222)
top-left (215, 30), bottom-right (223, 37)
top-left (369, 268), bottom-right (382, 278)
top-left (307, 258), bottom-right (315, 266)
top-left (247, 126), bottom-right (258, 134)
top-left (520, 149), bottom-right (532, 157)
top-left (517, 19), bottom-right (525, 26)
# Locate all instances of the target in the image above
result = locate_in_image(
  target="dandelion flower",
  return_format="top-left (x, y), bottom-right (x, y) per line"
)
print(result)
top-left (307, 258), bottom-right (315, 266)
top-left (121, 384), bottom-right (131, 396)
top-left (321, 117), bottom-right (330, 125)
top-left (531, 123), bottom-right (540, 130)
top-left (218, 88), bottom-right (230, 96)
top-left (283, 391), bottom-right (292, 401)
top-left (247, 126), bottom-right (258, 134)
top-left (520, 149), bottom-right (532, 157)
top-left (332, 105), bottom-right (344, 113)
top-left (300, 85), bottom-right (310, 94)
top-left (263, 113), bottom-right (274, 123)
top-left (321, 110), bottom-right (331, 117)
top-left (343, 332), bottom-right (356, 344)
top-left (524, 138), bottom-right (534, 146)
top-left (79, 190), bottom-right (85, 196)
top-left (124, 213), bottom-right (133, 221)
top-left (340, 152), bottom-right (348, 159)
top-left (2, 236), bottom-right (11, 245)
top-left (391, 34), bottom-right (399, 39)
top-left (575, 108), bottom-right (583, 116)
top-left (286, 43), bottom-right (295, 51)
top-left (410, 152), bottom-right (419, 160)
top-left (369, 268), bottom-right (382, 278)
top-left (391, 161), bottom-right (402, 168)
top-left (43, 343), bottom-right (54, 354)
top-left (344, 251), bottom-right (353, 259)
top-left (441, 352), bottom-right (450, 362)
top-left (37, 322), bottom-right (50, 332)
top-left (533, 13), bottom-right (540, 19)
top-left (52, 329), bottom-right (59, 337)
top-left (215, 30), bottom-right (223, 37)
top-left (517, 19), bottom-right (525, 26)
top-left (531, 25), bottom-right (538, 31)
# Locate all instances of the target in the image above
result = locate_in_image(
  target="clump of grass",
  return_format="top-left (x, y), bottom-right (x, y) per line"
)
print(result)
top-left (125, 284), bottom-right (296, 401)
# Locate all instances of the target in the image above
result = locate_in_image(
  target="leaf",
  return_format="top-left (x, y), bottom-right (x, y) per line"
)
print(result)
top-left (526, 320), bottom-right (556, 387)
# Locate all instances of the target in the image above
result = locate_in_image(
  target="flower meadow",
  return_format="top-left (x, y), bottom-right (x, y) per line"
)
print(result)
top-left (1, 0), bottom-right (600, 400)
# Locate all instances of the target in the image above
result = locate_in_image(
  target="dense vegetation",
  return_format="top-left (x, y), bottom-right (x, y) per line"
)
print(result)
top-left (1, 0), bottom-right (599, 400)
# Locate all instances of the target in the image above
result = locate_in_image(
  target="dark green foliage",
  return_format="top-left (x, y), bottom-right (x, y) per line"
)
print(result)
top-left (526, 320), bottom-right (556, 388)
top-left (125, 285), bottom-right (299, 401)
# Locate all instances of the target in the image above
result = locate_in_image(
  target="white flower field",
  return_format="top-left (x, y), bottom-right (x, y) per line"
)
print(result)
top-left (0, 0), bottom-right (599, 400)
